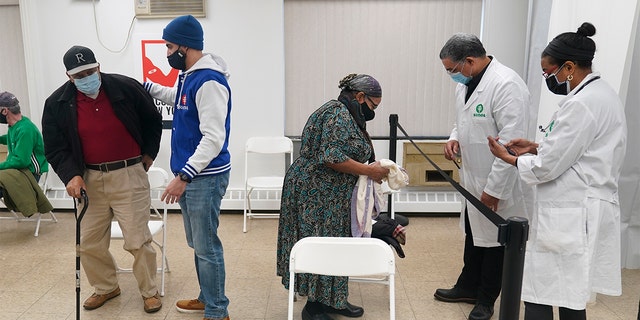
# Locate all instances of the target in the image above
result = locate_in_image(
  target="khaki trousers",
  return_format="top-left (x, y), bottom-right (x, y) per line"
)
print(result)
top-left (78, 163), bottom-right (158, 297)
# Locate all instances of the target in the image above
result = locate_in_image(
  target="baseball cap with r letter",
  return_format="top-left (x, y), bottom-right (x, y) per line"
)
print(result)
top-left (63, 45), bottom-right (99, 75)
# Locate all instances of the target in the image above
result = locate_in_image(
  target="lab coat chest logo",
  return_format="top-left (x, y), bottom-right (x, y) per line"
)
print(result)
top-left (473, 104), bottom-right (486, 117)
top-left (540, 120), bottom-right (554, 137)
top-left (177, 94), bottom-right (188, 110)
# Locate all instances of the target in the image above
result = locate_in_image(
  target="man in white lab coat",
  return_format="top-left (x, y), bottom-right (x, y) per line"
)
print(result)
top-left (434, 33), bottom-right (536, 320)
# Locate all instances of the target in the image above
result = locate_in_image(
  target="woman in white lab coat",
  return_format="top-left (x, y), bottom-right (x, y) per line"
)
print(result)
top-left (488, 22), bottom-right (627, 320)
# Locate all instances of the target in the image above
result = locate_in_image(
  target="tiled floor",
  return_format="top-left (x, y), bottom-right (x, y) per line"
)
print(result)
top-left (0, 211), bottom-right (639, 320)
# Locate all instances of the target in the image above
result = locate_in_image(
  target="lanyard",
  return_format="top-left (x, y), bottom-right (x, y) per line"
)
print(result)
top-left (539, 76), bottom-right (601, 134)
top-left (574, 76), bottom-right (600, 95)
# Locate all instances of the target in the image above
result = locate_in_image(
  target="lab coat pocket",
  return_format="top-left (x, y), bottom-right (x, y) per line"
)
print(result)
top-left (535, 204), bottom-right (586, 255)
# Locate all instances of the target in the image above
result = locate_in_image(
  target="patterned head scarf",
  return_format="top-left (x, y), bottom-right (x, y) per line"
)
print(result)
top-left (338, 73), bottom-right (382, 97)
top-left (336, 73), bottom-right (381, 163)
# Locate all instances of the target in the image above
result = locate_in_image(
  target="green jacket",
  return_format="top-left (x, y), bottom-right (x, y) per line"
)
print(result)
top-left (0, 116), bottom-right (48, 175)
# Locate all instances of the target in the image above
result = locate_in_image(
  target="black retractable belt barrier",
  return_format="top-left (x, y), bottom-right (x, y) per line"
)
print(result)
top-left (387, 115), bottom-right (399, 214)
top-left (498, 216), bottom-right (529, 320)
top-left (395, 122), bottom-right (505, 225)
top-left (390, 115), bottom-right (528, 320)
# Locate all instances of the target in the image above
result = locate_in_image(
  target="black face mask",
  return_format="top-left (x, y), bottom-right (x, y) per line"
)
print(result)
top-left (361, 102), bottom-right (375, 121)
top-left (167, 48), bottom-right (187, 71)
top-left (545, 74), bottom-right (570, 96)
top-left (0, 111), bottom-right (7, 124)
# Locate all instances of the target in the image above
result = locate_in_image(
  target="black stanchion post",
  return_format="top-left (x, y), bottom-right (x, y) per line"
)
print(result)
top-left (497, 216), bottom-right (529, 320)
top-left (388, 114), bottom-right (399, 214)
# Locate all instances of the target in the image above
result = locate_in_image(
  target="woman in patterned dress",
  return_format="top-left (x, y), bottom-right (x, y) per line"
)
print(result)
top-left (277, 74), bottom-right (389, 320)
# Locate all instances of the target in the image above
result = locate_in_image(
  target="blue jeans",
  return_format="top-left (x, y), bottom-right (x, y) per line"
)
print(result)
top-left (178, 172), bottom-right (230, 319)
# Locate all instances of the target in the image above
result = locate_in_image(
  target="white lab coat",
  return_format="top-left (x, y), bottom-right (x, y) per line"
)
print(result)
top-left (449, 57), bottom-right (536, 247)
top-left (517, 72), bottom-right (627, 310)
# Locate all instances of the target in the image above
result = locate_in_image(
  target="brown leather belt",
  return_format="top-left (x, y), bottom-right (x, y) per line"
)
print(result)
top-left (86, 156), bottom-right (143, 172)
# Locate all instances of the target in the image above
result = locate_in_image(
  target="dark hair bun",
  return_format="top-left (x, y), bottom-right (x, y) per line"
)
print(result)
top-left (577, 22), bottom-right (596, 37)
top-left (338, 73), bottom-right (358, 90)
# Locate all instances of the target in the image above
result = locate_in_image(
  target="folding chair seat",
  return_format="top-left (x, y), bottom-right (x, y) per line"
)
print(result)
top-left (243, 136), bottom-right (293, 232)
top-left (110, 167), bottom-right (170, 296)
top-left (288, 236), bottom-right (396, 320)
top-left (0, 171), bottom-right (57, 236)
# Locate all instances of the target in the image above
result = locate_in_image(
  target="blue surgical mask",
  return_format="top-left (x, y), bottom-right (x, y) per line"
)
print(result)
top-left (74, 72), bottom-right (101, 95)
top-left (450, 72), bottom-right (472, 85)
top-left (449, 61), bottom-right (472, 84)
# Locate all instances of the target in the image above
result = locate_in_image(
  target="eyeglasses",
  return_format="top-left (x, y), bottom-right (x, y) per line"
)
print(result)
top-left (365, 95), bottom-right (379, 110)
top-left (542, 62), bottom-right (566, 79)
top-left (446, 60), bottom-right (465, 75)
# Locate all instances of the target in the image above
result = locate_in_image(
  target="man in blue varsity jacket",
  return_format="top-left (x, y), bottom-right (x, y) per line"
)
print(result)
top-left (143, 15), bottom-right (232, 320)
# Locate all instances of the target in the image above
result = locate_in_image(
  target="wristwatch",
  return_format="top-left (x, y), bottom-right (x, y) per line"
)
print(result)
top-left (177, 172), bottom-right (192, 183)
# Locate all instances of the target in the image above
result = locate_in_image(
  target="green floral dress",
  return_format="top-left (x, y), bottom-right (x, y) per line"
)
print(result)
top-left (276, 99), bottom-right (372, 309)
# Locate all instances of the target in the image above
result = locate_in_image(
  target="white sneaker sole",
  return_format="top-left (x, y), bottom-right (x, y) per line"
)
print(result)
top-left (176, 305), bottom-right (205, 313)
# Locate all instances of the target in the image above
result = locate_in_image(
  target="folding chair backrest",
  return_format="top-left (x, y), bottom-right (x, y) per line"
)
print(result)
top-left (243, 136), bottom-right (294, 232)
top-left (246, 136), bottom-right (293, 154)
top-left (37, 171), bottom-right (48, 192)
top-left (148, 167), bottom-right (168, 190)
top-left (290, 237), bottom-right (395, 276)
top-left (288, 237), bottom-right (396, 320)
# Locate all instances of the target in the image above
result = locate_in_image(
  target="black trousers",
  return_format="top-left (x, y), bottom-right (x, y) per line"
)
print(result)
top-left (524, 302), bottom-right (586, 320)
top-left (454, 208), bottom-right (505, 306)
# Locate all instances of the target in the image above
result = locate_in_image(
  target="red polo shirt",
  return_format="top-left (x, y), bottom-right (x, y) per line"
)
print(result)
top-left (76, 90), bottom-right (141, 164)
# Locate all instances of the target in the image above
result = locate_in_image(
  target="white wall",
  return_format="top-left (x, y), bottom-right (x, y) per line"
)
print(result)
top-left (536, 0), bottom-right (638, 136)
top-left (618, 2), bottom-right (640, 269)
top-left (19, 0), bottom-right (285, 194)
top-left (15, 0), bottom-right (535, 209)
top-left (481, 0), bottom-right (529, 78)
top-left (18, 0), bottom-right (637, 214)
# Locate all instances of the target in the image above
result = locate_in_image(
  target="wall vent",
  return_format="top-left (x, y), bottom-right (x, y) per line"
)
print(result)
top-left (135, 0), bottom-right (205, 19)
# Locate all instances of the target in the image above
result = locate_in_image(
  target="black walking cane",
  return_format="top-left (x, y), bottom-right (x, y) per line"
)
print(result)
top-left (75, 189), bottom-right (89, 320)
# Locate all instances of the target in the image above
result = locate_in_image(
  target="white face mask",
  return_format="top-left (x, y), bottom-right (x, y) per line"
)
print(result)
top-left (74, 72), bottom-right (101, 95)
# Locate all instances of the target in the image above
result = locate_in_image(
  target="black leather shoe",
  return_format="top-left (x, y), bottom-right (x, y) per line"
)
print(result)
top-left (302, 304), bottom-right (334, 320)
top-left (323, 302), bottom-right (364, 317)
top-left (434, 287), bottom-right (477, 304)
top-left (468, 303), bottom-right (494, 320)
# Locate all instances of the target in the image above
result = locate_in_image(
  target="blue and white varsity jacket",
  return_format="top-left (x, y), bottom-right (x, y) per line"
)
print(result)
top-left (144, 53), bottom-right (232, 180)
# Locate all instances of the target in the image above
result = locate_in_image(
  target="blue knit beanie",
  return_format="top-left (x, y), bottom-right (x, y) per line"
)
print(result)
top-left (163, 15), bottom-right (204, 50)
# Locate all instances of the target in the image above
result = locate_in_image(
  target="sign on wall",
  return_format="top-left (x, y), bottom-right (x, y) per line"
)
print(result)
top-left (141, 39), bottom-right (178, 129)
top-left (138, 38), bottom-right (181, 208)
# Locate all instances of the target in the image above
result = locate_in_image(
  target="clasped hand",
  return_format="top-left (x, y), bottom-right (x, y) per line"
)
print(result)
top-left (487, 136), bottom-right (538, 160)
top-left (368, 161), bottom-right (390, 184)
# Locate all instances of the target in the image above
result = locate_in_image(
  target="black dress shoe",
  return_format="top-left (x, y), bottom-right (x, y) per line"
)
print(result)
top-left (434, 287), bottom-right (477, 304)
top-left (323, 302), bottom-right (364, 317)
top-left (302, 304), bottom-right (334, 320)
top-left (468, 303), bottom-right (494, 320)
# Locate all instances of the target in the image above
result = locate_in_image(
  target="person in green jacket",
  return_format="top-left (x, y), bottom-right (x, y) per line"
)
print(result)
top-left (0, 91), bottom-right (48, 183)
